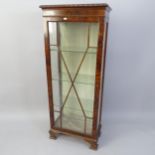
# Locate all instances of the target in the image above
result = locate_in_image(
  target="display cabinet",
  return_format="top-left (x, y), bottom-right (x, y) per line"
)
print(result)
top-left (40, 4), bottom-right (111, 150)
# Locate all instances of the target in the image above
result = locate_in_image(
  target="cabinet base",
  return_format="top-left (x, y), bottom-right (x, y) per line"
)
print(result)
top-left (49, 129), bottom-right (99, 150)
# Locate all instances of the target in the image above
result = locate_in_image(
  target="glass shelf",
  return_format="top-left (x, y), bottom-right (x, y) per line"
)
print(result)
top-left (52, 72), bottom-right (95, 85)
top-left (50, 45), bottom-right (97, 54)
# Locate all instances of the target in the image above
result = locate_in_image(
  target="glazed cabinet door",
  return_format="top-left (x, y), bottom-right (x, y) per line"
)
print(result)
top-left (48, 21), bottom-right (100, 135)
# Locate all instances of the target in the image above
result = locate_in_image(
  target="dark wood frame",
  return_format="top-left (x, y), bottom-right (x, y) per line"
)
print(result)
top-left (40, 4), bottom-right (111, 150)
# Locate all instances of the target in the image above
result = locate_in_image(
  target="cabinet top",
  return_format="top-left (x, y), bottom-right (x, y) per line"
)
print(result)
top-left (40, 3), bottom-right (111, 11)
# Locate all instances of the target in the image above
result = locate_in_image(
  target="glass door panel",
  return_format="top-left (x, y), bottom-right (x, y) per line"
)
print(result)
top-left (49, 21), bottom-right (99, 135)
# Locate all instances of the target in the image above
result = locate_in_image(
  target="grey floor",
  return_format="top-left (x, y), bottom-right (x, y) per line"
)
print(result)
top-left (0, 113), bottom-right (155, 155)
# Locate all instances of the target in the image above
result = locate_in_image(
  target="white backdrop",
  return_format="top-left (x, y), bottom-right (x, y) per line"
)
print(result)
top-left (0, 0), bottom-right (155, 155)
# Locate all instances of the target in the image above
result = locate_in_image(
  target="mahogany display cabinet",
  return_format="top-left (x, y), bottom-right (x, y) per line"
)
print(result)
top-left (40, 4), bottom-right (111, 150)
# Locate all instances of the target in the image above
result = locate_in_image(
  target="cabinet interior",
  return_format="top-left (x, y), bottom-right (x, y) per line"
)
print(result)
top-left (49, 22), bottom-right (99, 135)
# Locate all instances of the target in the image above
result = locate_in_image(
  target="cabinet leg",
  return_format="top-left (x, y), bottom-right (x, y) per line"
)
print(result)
top-left (85, 138), bottom-right (98, 150)
top-left (49, 130), bottom-right (57, 140)
top-left (90, 142), bottom-right (98, 150)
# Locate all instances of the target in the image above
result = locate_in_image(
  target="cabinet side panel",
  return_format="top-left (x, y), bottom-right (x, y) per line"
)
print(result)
top-left (92, 18), bottom-right (106, 138)
top-left (43, 18), bottom-right (55, 128)
top-left (98, 22), bottom-right (109, 129)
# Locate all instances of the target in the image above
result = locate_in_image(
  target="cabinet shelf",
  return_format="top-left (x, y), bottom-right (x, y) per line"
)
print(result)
top-left (50, 46), bottom-right (97, 54)
top-left (52, 73), bottom-right (95, 85)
